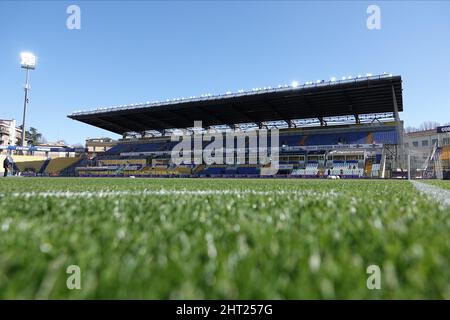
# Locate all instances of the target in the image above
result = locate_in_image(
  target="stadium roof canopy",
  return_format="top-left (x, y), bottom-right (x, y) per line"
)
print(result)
top-left (68, 74), bottom-right (403, 134)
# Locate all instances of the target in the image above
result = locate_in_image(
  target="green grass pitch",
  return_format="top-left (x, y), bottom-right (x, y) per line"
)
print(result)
top-left (0, 178), bottom-right (449, 299)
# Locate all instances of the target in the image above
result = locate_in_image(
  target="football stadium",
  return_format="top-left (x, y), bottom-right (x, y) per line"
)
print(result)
top-left (67, 74), bottom-right (403, 179)
top-left (1, 1), bottom-right (449, 308)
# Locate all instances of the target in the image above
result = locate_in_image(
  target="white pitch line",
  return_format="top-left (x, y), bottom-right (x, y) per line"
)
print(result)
top-left (0, 189), bottom-right (340, 199)
top-left (410, 180), bottom-right (450, 207)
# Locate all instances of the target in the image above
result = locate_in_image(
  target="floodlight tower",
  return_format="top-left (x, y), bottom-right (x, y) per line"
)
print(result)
top-left (20, 52), bottom-right (37, 146)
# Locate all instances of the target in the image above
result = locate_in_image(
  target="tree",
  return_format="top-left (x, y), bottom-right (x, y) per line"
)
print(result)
top-left (404, 121), bottom-right (443, 133)
top-left (16, 126), bottom-right (44, 146)
top-left (404, 126), bottom-right (417, 133)
top-left (28, 127), bottom-right (42, 145)
top-left (419, 121), bottom-right (440, 131)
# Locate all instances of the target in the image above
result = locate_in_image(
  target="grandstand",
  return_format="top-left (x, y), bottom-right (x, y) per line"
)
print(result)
top-left (68, 74), bottom-right (404, 178)
top-left (0, 145), bottom-right (86, 177)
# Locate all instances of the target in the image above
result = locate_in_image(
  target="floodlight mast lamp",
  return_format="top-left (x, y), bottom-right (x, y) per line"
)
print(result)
top-left (20, 52), bottom-right (36, 146)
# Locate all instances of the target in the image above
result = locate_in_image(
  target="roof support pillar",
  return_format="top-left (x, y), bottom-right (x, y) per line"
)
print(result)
top-left (392, 85), bottom-right (404, 159)
top-left (319, 117), bottom-right (327, 127)
top-left (391, 85), bottom-right (400, 122)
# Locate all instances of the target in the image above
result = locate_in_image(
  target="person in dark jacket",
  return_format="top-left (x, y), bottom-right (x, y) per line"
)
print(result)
top-left (3, 157), bottom-right (10, 177)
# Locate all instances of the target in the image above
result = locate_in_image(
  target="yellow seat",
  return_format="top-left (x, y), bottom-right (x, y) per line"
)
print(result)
top-left (11, 156), bottom-right (47, 172)
top-left (45, 157), bottom-right (82, 174)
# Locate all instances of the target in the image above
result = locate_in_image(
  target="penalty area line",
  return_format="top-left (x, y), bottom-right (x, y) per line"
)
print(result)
top-left (410, 180), bottom-right (450, 207)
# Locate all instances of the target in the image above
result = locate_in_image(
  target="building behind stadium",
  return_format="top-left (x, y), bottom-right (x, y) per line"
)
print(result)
top-left (0, 119), bottom-right (22, 147)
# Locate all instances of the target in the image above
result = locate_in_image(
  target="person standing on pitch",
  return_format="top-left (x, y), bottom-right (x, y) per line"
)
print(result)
top-left (3, 156), bottom-right (10, 177)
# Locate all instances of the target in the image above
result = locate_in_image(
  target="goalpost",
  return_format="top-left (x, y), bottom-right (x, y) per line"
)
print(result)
top-left (403, 125), bottom-right (450, 180)
top-left (405, 142), bottom-right (444, 180)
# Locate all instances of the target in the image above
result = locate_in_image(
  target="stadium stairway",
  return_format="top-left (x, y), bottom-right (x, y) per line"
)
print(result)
top-left (39, 158), bottom-right (51, 174)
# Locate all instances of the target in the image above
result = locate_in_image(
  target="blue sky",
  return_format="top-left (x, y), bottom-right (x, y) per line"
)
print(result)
top-left (1, 1), bottom-right (449, 145)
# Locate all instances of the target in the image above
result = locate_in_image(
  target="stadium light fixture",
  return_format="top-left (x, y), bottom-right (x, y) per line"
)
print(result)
top-left (331, 77), bottom-right (336, 82)
top-left (366, 73), bottom-right (372, 77)
top-left (20, 52), bottom-right (37, 70)
top-left (291, 80), bottom-right (299, 88)
top-left (19, 52), bottom-right (37, 146)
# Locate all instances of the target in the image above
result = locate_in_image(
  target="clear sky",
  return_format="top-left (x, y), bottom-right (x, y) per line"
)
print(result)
top-left (1, 1), bottom-right (449, 145)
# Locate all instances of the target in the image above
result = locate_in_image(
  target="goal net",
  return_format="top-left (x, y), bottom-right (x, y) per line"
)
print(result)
top-left (404, 142), bottom-right (444, 180)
